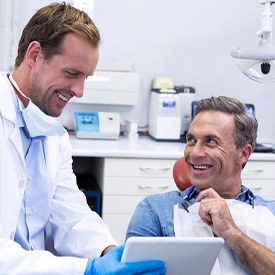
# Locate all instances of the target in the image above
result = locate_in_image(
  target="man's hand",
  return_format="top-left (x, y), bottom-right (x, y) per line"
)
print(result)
top-left (196, 188), bottom-right (238, 240)
top-left (85, 244), bottom-right (166, 275)
top-left (197, 188), bottom-right (275, 274)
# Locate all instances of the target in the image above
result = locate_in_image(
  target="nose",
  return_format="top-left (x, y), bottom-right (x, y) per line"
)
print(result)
top-left (189, 142), bottom-right (206, 158)
top-left (70, 79), bottom-right (85, 98)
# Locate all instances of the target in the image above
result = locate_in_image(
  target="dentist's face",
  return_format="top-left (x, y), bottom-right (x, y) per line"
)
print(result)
top-left (28, 33), bottom-right (99, 117)
top-left (184, 111), bottom-right (244, 198)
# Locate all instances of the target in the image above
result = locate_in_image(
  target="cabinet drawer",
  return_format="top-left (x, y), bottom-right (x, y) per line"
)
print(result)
top-left (104, 158), bottom-right (175, 178)
top-left (103, 177), bottom-right (177, 195)
top-left (102, 195), bottom-right (145, 213)
top-left (242, 179), bottom-right (275, 199)
top-left (242, 161), bottom-right (275, 179)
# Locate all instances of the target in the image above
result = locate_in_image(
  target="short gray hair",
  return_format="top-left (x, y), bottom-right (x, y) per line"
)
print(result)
top-left (195, 96), bottom-right (258, 151)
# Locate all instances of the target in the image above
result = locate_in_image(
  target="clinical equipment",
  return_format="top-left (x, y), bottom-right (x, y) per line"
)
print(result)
top-left (175, 85), bottom-right (195, 135)
top-left (123, 119), bottom-right (139, 139)
top-left (148, 88), bottom-right (181, 141)
top-left (69, 70), bottom-right (140, 106)
top-left (74, 112), bottom-right (120, 139)
top-left (231, 0), bottom-right (275, 83)
top-left (181, 186), bottom-right (196, 213)
top-left (148, 77), bottom-right (195, 141)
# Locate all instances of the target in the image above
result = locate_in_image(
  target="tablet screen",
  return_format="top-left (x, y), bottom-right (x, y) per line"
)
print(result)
top-left (122, 237), bottom-right (224, 275)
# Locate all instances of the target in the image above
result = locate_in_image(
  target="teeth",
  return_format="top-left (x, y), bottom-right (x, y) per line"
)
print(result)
top-left (194, 165), bottom-right (208, 170)
top-left (57, 92), bottom-right (69, 102)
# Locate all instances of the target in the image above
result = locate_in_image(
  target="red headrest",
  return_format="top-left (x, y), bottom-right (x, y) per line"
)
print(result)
top-left (173, 157), bottom-right (191, 191)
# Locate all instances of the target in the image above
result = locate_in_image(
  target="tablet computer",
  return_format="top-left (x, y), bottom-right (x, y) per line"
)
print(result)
top-left (121, 237), bottom-right (224, 275)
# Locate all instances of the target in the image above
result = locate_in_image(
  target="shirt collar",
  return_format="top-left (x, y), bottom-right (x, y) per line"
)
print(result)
top-left (179, 185), bottom-right (254, 209)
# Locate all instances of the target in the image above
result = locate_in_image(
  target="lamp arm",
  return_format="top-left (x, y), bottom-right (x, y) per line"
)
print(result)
top-left (259, 1), bottom-right (274, 41)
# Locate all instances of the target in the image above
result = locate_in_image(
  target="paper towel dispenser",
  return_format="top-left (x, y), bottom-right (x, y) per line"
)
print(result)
top-left (69, 71), bottom-right (140, 106)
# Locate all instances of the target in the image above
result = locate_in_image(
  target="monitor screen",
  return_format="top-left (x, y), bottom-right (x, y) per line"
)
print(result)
top-left (74, 112), bottom-right (100, 132)
top-left (191, 101), bottom-right (255, 120)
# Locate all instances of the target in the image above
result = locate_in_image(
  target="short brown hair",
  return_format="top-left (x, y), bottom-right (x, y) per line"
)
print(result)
top-left (15, 2), bottom-right (100, 67)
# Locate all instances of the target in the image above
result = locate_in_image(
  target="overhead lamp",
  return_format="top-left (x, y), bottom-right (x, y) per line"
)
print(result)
top-left (231, 0), bottom-right (275, 83)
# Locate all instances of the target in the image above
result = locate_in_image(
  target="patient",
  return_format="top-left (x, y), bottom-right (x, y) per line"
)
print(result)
top-left (126, 96), bottom-right (275, 274)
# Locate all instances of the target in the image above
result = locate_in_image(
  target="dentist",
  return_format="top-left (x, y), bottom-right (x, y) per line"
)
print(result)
top-left (0, 2), bottom-right (165, 275)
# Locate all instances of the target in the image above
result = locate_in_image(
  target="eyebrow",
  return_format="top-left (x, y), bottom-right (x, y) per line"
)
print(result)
top-left (204, 134), bottom-right (221, 141)
top-left (186, 133), bottom-right (222, 142)
top-left (186, 133), bottom-right (194, 139)
top-left (64, 67), bottom-right (89, 76)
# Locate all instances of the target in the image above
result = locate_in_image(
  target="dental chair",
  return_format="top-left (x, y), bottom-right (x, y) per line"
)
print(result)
top-left (173, 157), bottom-right (191, 191)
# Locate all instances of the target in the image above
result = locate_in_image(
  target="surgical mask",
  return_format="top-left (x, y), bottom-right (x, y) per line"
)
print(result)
top-left (9, 74), bottom-right (66, 138)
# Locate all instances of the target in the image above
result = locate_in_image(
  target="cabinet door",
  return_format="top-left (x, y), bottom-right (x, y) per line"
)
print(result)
top-left (102, 196), bottom-right (147, 244)
top-left (102, 213), bottom-right (133, 244)
top-left (102, 157), bottom-right (178, 243)
top-left (242, 179), bottom-right (275, 200)
top-left (242, 161), bottom-right (275, 179)
top-left (241, 161), bottom-right (275, 200)
top-left (103, 195), bottom-right (146, 214)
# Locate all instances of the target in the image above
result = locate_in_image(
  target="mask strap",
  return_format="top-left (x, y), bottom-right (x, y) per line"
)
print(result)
top-left (9, 74), bottom-right (31, 104)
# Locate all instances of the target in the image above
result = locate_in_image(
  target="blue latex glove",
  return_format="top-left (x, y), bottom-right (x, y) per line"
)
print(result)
top-left (84, 244), bottom-right (166, 275)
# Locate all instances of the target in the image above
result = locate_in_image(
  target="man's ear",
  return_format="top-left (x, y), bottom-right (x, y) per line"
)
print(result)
top-left (26, 41), bottom-right (42, 67)
top-left (240, 144), bottom-right (253, 166)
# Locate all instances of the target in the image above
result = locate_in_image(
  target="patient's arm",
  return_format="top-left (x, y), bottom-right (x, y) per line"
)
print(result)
top-left (197, 188), bottom-right (275, 275)
top-left (225, 226), bottom-right (275, 275)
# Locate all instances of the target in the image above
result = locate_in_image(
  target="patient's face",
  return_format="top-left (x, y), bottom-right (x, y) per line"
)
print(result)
top-left (184, 110), bottom-right (243, 198)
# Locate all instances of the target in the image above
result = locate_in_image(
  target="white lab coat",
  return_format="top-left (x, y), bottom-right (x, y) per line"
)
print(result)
top-left (0, 74), bottom-right (117, 274)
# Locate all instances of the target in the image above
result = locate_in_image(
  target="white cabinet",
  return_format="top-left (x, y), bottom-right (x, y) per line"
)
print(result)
top-left (101, 157), bottom-right (177, 243)
top-left (241, 161), bottom-right (275, 200)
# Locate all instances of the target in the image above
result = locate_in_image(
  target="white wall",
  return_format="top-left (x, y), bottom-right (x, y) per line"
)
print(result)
top-left (4, 0), bottom-right (275, 139)
top-left (0, 0), bottom-right (12, 72)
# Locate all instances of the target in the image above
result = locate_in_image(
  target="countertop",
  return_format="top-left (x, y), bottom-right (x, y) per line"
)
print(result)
top-left (70, 134), bottom-right (275, 161)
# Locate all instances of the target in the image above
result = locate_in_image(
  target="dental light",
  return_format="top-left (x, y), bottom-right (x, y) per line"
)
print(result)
top-left (231, 0), bottom-right (275, 83)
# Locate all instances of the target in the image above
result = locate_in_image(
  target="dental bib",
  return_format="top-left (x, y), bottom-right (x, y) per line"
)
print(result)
top-left (174, 200), bottom-right (275, 275)
top-left (9, 74), bottom-right (66, 138)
